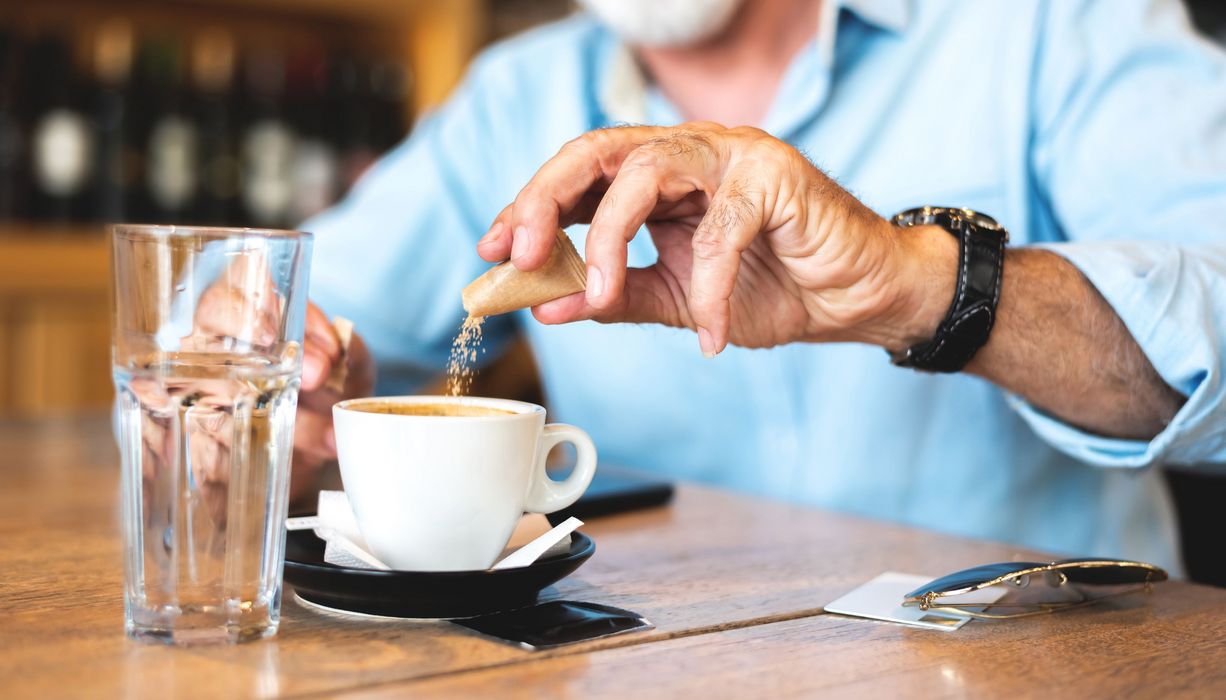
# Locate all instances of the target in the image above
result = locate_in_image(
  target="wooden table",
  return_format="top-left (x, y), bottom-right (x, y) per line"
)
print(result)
top-left (2, 416), bottom-right (1224, 698)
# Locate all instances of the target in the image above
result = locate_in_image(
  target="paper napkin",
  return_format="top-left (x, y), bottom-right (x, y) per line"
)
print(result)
top-left (286, 490), bottom-right (580, 571)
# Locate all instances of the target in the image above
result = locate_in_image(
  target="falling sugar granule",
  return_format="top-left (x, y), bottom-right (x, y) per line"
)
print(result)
top-left (446, 315), bottom-right (486, 397)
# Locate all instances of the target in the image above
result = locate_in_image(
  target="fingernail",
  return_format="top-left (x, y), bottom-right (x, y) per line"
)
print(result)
top-left (698, 327), bottom-right (716, 358)
top-left (324, 427), bottom-right (337, 454)
top-left (586, 266), bottom-right (604, 301)
top-left (479, 221), bottom-right (505, 246)
top-left (511, 225), bottom-right (531, 261)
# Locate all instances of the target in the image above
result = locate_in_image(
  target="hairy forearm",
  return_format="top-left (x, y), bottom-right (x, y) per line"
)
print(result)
top-left (964, 248), bottom-right (1185, 439)
top-left (888, 227), bottom-right (1185, 439)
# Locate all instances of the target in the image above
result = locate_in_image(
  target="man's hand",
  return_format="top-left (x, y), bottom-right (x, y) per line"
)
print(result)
top-left (477, 122), bottom-right (956, 356)
top-left (479, 122), bottom-right (1183, 439)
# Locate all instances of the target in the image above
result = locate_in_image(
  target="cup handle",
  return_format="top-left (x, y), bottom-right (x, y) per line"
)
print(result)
top-left (524, 423), bottom-right (597, 514)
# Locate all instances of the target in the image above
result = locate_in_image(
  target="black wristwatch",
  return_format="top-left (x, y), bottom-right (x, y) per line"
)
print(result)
top-left (888, 206), bottom-right (1008, 373)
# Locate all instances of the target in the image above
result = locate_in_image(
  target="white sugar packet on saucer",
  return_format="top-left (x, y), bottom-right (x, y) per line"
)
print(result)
top-left (286, 490), bottom-right (383, 568)
top-left (286, 490), bottom-right (580, 571)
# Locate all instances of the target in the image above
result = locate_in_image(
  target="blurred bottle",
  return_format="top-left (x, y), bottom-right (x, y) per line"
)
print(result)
top-left (333, 55), bottom-right (378, 193)
top-left (91, 19), bottom-right (135, 223)
top-left (0, 29), bottom-right (27, 221)
top-left (134, 37), bottom-right (199, 223)
top-left (192, 28), bottom-right (240, 225)
top-left (27, 34), bottom-right (95, 223)
top-left (286, 45), bottom-right (338, 224)
top-left (240, 49), bottom-right (295, 227)
top-left (368, 59), bottom-right (411, 153)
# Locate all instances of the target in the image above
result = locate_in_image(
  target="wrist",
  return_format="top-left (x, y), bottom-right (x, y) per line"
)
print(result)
top-left (877, 224), bottom-right (960, 354)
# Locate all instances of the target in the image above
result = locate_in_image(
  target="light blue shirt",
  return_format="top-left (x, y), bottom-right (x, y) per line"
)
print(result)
top-left (306, 0), bottom-right (1226, 573)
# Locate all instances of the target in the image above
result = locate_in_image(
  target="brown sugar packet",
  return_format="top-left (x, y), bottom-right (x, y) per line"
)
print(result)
top-left (462, 229), bottom-right (586, 317)
top-left (324, 317), bottom-right (354, 394)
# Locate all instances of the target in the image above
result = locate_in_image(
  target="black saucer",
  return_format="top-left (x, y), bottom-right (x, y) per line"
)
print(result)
top-left (283, 529), bottom-right (595, 619)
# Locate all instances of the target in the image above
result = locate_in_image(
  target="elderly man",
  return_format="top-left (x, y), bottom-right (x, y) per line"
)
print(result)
top-left (297, 0), bottom-right (1226, 573)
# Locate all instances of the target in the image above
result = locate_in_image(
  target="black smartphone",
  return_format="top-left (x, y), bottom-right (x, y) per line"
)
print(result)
top-left (548, 465), bottom-right (675, 522)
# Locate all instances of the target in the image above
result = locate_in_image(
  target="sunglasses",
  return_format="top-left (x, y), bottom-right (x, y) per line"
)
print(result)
top-left (902, 558), bottom-right (1168, 620)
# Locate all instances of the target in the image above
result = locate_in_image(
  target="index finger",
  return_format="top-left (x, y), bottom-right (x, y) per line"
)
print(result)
top-left (505, 125), bottom-right (672, 271)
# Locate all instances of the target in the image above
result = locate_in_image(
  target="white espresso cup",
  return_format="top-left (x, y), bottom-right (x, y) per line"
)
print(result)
top-left (332, 395), bottom-right (597, 571)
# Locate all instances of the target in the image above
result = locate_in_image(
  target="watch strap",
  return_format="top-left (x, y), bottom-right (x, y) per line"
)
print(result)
top-left (890, 207), bottom-right (1007, 373)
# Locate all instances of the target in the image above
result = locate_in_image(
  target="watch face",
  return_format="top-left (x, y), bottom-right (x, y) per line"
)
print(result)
top-left (892, 207), bottom-right (1004, 235)
top-left (959, 209), bottom-right (1002, 231)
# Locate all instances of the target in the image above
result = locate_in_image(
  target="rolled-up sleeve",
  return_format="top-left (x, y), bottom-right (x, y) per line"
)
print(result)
top-left (1019, 0), bottom-right (1226, 469)
top-left (1011, 242), bottom-right (1226, 469)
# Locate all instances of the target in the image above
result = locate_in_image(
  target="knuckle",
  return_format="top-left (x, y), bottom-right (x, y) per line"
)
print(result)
top-left (577, 126), bottom-right (626, 154)
top-left (643, 129), bottom-right (713, 159)
top-left (514, 186), bottom-right (550, 218)
top-left (747, 141), bottom-right (786, 163)
top-left (721, 185), bottom-right (758, 222)
top-left (561, 129), bottom-right (619, 181)
top-left (729, 125), bottom-right (769, 142)
top-left (509, 202), bottom-right (534, 228)
top-left (622, 145), bottom-right (663, 172)
top-left (687, 294), bottom-right (724, 322)
top-left (691, 226), bottom-right (726, 261)
top-left (560, 133), bottom-right (593, 157)
top-left (699, 190), bottom-right (758, 247)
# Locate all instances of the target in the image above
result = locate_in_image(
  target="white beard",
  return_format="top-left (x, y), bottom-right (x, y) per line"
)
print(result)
top-left (577, 0), bottom-right (745, 47)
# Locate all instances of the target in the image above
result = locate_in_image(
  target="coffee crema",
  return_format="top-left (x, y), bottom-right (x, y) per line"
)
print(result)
top-left (346, 401), bottom-right (516, 417)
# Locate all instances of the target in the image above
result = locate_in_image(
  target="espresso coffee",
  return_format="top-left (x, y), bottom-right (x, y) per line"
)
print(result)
top-left (348, 401), bottom-right (516, 417)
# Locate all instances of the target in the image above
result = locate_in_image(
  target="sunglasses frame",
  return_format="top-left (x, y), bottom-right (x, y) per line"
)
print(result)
top-left (903, 559), bottom-right (1167, 620)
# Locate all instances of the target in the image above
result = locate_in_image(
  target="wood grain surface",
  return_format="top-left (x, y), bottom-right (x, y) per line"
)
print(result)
top-left (350, 585), bottom-right (1226, 699)
top-left (1, 416), bottom-right (1223, 699)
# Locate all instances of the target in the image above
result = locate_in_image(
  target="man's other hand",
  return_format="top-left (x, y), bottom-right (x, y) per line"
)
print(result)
top-left (291, 302), bottom-right (375, 503)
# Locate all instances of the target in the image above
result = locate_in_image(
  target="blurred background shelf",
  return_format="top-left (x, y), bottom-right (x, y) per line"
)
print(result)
top-left (0, 0), bottom-right (481, 115)
top-left (0, 0), bottom-right (570, 418)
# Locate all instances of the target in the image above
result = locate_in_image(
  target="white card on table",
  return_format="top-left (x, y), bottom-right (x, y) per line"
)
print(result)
top-left (823, 572), bottom-right (1008, 632)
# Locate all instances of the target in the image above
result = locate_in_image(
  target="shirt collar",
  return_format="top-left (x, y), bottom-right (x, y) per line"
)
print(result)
top-left (839, 0), bottom-right (911, 35)
top-left (594, 0), bottom-right (913, 127)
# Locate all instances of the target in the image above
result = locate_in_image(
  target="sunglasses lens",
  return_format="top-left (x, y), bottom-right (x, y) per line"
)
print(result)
top-left (904, 562), bottom-right (1047, 599)
top-left (1054, 559), bottom-right (1168, 585)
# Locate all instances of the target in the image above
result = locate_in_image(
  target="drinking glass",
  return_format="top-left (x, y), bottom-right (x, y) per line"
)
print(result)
top-left (110, 224), bottom-right (312, 644)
